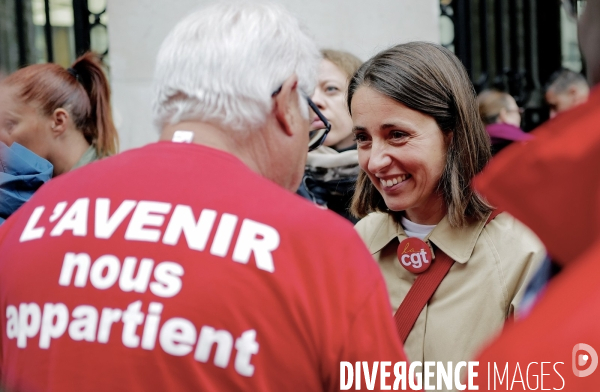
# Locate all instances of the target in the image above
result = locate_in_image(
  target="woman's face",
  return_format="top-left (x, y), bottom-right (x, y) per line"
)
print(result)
top-left (351, 86), bottom-right (450, 224)
top-left (311, 59), bottom-right (355, 150)
top-left (0, 85), bottom-right (53, 158)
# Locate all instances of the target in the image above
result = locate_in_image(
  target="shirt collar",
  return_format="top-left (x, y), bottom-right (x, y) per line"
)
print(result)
top-left (363, 211), bottom-right (492, 264)
top-left (72, 145), bottom-right (99, 171)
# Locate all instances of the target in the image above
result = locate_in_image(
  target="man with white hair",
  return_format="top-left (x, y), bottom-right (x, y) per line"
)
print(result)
top-left (0, 3), bottom-right (410, 391)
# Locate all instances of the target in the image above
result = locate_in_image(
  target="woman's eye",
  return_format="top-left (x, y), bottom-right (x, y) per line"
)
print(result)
top-left (390, 131), bottom-right (407, 140)
top-left (353, 133), bottom-right (369, 143)
top-left (325, 85), bottom-right (339, 93)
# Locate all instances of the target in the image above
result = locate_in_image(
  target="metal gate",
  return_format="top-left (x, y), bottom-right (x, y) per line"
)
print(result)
top-left (1, 0), bottom-right (108, 74)
top-left (440, 0), bottom-right (585, 130)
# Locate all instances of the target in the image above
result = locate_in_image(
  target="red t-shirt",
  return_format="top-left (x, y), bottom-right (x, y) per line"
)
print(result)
top-left (473, 86), bottom-right (600, 265)
top-left (0, 142), bottom-right (408, 391)
top-left (472, 87), bottom-right (600, 388)
top-left (474, 241), bottom-right (600, 389)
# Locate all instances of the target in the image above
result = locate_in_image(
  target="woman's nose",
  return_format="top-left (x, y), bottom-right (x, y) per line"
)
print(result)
top-left (367, 143), bottom-right (392, 174)
top-left (311, 88), bottom-right (326, 110)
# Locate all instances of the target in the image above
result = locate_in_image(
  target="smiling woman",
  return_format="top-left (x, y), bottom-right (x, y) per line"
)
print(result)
top-left (349, 42), bottom-right (491, 228)
top-left (352, 88), bottom-right (450, 224)
top-left (349, 42), bottom-right (546, 386)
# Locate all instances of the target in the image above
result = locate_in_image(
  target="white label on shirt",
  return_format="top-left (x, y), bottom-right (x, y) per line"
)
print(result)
top-left (172, 130), bottom-right (194, 143)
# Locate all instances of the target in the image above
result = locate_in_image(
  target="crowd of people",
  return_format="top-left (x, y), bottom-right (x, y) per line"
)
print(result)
top-left (0, 0), bottom-right (598, 391)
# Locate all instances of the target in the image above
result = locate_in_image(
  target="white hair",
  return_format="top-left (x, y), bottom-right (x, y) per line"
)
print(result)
top-left (152, 1), bottom-right (321, 132)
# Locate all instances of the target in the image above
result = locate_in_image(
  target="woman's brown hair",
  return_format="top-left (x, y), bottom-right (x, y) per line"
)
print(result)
top-left (3, 52), bottom-right (118, 157)
top-left (347, 42), bottom-right (492, 227)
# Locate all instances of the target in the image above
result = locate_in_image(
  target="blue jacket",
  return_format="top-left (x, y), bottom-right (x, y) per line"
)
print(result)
top-left (0, 142), bottom-right (53, 224)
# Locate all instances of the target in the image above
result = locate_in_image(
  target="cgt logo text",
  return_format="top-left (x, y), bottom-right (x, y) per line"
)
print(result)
top-left (340, 345), bottom-right (597, 390)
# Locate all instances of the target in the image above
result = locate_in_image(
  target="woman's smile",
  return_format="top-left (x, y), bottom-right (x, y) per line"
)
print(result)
top-left (377, 174), bottom-right (412, 190)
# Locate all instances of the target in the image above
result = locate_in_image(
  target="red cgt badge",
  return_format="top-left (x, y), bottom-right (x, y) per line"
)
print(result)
top-left (397, 237), bottom-right (433, 274)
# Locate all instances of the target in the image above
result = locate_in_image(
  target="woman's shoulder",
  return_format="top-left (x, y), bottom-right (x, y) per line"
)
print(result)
top-left (485, 212), bottom-right (543, 242)
top-left (483, 211), bottom-right (545, 259)
top-left (355, 211), bottom-right (389, 233)
top-left (354, 212), bottom-right (397, 251)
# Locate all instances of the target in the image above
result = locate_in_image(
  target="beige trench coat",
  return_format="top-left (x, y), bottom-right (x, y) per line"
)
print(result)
top-left (355, 211), bottom-right (545, 389)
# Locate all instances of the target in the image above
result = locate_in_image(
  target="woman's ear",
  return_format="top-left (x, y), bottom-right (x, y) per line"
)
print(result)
top-left (50, 108), bottom-right (70, 137)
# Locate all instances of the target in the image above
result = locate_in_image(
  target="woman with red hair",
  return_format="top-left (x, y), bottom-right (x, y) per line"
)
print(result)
top-left (0, 52), bottom-right (118, 176)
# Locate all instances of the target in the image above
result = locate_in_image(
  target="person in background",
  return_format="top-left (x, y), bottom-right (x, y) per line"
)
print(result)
top-left (474, 0), bottom-right (600, 388)
top-left (0, 3), bottom-right (413, 391)
top-left (477, 89), bottom-right (532, 155)
top-left (0, 52), bottom-right (118, 177)
top-left (545, 68), bottom-right (590, 118)
top-left (349, 42), bottom-right (545, 390)
top-left (297, 49), bottom-right (362, 222)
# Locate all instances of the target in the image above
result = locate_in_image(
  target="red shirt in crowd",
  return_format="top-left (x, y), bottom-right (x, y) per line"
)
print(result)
top-left (473, 87), bottom-right (600, 389)
top-left (0, 142), bottom-right (409, 391)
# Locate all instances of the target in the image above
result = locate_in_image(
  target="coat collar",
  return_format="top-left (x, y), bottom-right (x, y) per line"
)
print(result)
top-left (363, 211), bottom-right (493, 264)
top-left (72, 145), bottom-right (99, 171)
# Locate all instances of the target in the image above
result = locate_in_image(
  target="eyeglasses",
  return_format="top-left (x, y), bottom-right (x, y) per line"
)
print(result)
top-left (272, 85), bottom-right (331, 152)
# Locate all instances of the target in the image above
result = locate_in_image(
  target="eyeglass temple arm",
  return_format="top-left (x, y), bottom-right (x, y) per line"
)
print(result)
top-left (307, 98), bottom-right (331, 130)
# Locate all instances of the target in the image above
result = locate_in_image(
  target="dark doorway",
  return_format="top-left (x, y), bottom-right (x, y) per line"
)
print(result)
top-left (440, 0), bottom-right (585, 130)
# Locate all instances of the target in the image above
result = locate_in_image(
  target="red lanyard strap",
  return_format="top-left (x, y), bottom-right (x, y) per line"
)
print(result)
top-left (393, 210), bottom-right (502, 343)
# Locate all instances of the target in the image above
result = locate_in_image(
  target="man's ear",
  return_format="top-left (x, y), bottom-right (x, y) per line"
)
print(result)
top-left (50, 108), bottom-right (70, 137)
top-left (273, 74), bottom-right (299, 137)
